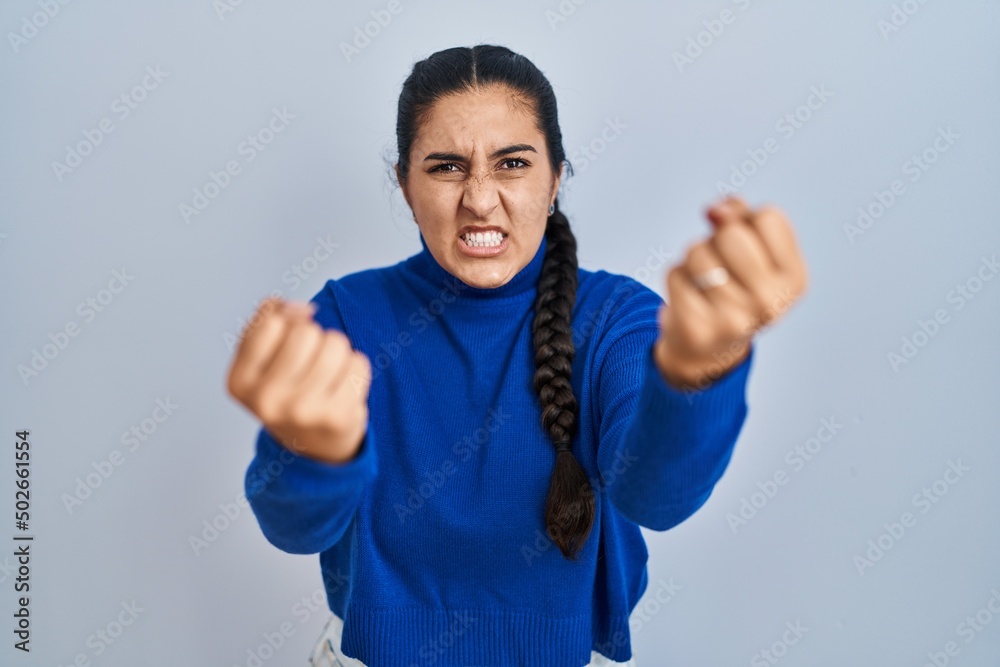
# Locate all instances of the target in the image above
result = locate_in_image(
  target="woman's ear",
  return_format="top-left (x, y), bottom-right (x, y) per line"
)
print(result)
top-left (550, 162), bottom-right (563, 204)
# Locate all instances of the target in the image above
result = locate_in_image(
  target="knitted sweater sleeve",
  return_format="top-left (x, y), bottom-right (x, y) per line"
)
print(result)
top-left (593, 280), bottom-right (753, 531)
top-left (243, 282), bottom-right (378, 555)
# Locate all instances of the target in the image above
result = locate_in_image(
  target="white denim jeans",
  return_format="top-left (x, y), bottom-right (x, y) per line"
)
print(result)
top-left (307, 614), bottom-right (638, 666)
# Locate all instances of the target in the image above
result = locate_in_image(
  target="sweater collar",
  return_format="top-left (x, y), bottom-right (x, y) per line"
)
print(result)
top-left (404, 231), bottom-right (548, 301)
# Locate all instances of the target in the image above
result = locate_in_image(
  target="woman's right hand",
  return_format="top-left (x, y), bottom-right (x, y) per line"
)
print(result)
top-left (226, 296), bottom-right (372, 464)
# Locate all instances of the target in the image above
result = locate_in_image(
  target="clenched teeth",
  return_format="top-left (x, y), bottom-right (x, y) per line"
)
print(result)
top-left (461, 231), bottom-right (505, 247)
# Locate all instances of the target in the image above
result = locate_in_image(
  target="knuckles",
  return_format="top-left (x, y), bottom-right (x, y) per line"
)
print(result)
top-left (227, 299), bottom-right (373, 449)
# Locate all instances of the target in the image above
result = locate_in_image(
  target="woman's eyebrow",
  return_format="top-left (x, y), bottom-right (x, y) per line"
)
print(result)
top-left (423, 144), bottom-right (538, 162)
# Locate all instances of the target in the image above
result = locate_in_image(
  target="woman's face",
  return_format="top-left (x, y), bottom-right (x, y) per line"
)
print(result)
top-left (397, 85), bottom-right (561, 290)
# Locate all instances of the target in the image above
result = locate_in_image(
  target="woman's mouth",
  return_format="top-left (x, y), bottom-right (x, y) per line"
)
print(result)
top-left (458, 230), bottom-right (509, 257)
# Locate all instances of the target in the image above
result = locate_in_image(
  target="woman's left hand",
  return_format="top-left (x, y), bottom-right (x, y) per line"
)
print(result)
top-left (654, 195), bottom-right (809, 391)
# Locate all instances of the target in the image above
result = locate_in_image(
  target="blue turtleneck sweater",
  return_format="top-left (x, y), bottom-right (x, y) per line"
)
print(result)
top-left (244, 232), bottom-right (754, 667)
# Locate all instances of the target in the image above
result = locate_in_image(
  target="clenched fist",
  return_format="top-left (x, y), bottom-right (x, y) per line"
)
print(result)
top-left (655, 195), bottom-right (809, 390)
top-left (226, 296), bottom-right (372, 464)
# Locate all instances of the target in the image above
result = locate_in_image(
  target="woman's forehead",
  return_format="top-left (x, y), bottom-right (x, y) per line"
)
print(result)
top-left (415, 90), bottom-right (542, 154)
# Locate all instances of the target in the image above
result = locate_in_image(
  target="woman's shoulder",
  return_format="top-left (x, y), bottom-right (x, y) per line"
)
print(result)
top-left (305, 259), bottom-right (406, 334)
top-left (314, 256), bottom-right (407, 298)
top-left (577, 265), bottom-right (663, 313)
top-left (573, 267), bottom-right (664, 355)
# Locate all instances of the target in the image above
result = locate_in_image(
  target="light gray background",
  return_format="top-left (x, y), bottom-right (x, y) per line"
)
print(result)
top-left (2, 1), bottom-right (998, 665)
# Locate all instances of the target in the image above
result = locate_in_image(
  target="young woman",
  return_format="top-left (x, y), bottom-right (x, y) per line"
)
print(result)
top-left (227, 44), bottom-right (808, 667)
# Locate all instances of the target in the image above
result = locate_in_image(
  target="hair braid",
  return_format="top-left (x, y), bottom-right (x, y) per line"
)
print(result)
top-left (532, 199), bottom-right (595, 560)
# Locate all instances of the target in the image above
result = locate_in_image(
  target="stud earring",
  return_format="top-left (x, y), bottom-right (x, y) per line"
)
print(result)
top-left (548, 203), bottom-right (555, 216)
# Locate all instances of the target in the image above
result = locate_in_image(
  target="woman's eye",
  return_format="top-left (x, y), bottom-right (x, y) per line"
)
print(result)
top-left (429, 159), bottom-right (527, 173)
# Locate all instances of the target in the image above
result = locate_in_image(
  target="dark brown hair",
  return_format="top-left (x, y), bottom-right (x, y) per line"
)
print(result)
top-left (394, 45), bottom-right (594, 560)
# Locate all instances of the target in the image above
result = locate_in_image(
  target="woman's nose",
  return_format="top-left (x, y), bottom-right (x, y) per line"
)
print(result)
top-left (461, 175), bottom-right (500, 218)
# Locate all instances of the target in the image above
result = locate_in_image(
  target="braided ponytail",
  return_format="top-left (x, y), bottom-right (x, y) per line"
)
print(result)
top-left (394, 44), bottom-right (594, 560)
top-left (532, 199), bottom-right (595, 560)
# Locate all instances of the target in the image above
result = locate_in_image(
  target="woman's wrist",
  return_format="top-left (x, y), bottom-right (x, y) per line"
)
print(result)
top-left (653, 336), bottom-right (750, 391)
top-left (270, 421), bottom-right (368, 465)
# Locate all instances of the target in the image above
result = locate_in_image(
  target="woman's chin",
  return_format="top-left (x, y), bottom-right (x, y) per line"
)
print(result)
top-left (453, 266), bottom-right (511, 290)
